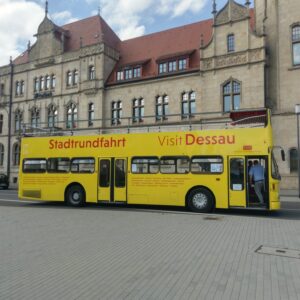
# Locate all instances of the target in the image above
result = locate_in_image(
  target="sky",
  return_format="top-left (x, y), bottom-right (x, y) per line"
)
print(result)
top-left (0, 0), bottom-right (251, 66)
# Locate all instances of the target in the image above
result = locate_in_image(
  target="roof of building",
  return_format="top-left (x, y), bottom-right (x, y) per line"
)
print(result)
top-left (12, 5), bottom-right (255, 84)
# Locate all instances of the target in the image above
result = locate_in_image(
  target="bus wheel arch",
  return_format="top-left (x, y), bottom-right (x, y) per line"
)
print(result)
top-left (186, 186), bottom-right (215, 213)
top-left (65, 183), bottom-right (86, 207)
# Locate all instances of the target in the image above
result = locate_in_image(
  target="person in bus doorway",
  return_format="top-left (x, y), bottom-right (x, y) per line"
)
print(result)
top-left (249, 160), bottom-right (265, 204)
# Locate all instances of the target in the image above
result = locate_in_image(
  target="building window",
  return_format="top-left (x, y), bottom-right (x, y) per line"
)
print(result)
top-left (156, 95), bottom-right (169, 121)
top-left (88, 103), bottom-right (94, 127)
top-left (112, 101), bottom-right (122, 125)
top-left (292, 25), bottom-right (300, 65)
top-left (0, 144), bottom-right (4, 166)
top-left (15, 81), bottom-right (20, 96)
top-left (14, 110), bottom-right (23, 132)
top-left (133, 67), bottom-right (141, 78)
top-left (182, 91), bottom-right (196, 119)
top-left (0, 83), bottom-right (4, 96)
top-left (67, 71), bottom-right (72, 86)
top-left (169, 61), bottom-right (177, 72)
top-left (227, 34), bottom-right (235, 52)
top-left (223, 80), bottom-right (241, 112)
top-left (34, 78), bottom-right (39, 92)
top-left (74, 70), bottom-right (79, 85)
top-left (66, 103), bottom-right (77, 129)
top-left (178, 58), bottom-right (187, 70)
top-left (89, 66), bottom-right (95, 80)
top-left (13, 143), bottom-right (20, 166)
top-left (159, 62), bottom-right (168, 74)
top-left (132, 98), bottom-right (144, 123)
top-left (0, 114), bottom-right (3, 134)
top-left (117, 71), bottom-right (124, 81)
top-left (20, 81), bottom-right (25, 95)
top-left (125, 69), bottom-right (133, 80)
top-left (30, 107), bottom-right (40, 128)
top-left (48, 104), bottom-right (58, 128)
top-left (51, 75), bottom-right (56, 89)
top-left (289, 148), bottom-right (298, 173)
top-left (45, 75), bottom-right (50, 90)
top-left (40, 76), bottom-right (44, 91)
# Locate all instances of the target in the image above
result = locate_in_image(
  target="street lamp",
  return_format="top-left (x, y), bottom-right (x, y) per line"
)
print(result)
top-left (295, 104), bottom-right (300, 197)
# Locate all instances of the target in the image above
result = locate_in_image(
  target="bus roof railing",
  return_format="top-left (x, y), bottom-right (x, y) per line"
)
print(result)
top-left (18, 108), bottom-right (269, 138)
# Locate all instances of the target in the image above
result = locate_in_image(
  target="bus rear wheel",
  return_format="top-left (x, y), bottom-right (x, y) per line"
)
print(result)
top-left (66, 185), bottom-right (85, 207)
top-left (187, 188), bottom-right (214, 213)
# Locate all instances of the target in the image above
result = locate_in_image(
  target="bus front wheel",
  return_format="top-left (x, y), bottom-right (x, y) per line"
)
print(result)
top-left (66, 185), bottom-right (85, 207)
top-left (187, 188), bottom-right (214, 213)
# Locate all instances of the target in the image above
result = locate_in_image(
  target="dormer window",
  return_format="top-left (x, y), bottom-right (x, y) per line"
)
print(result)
top-left (159, 62), bottom-right (167, 74)
top-left (117, 66), bottom-right (142, 81)
top-left (125, 69), bottom-right (133, 80)
top-left (227, 34), bottom-right (235, 52)
top-left (178, 58), bottom-right (187, 70)
top-left (169, 61), bottom-right (177, 72)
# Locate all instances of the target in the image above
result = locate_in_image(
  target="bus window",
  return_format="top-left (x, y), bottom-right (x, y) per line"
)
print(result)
top-left (47, 158), bottom-right (70, 173)
top-left (230, 158), bottom-right (244, 190)
top-left (115, 159), bottom-right (126, 187)
top-left (99, 159), bottom-right (110, 187)
top-left (131, 157), bottom-right (159, 174)
top-left (160, 156), bottom-right (189, 174)
top-left (191, 156), bottom-right (223, 174)
top-left (23, 158), bottom-right (47, 173)
top-left (71, 158), bottom-right (95, 173)
top-left (177, 157), bottom-right (190, 174)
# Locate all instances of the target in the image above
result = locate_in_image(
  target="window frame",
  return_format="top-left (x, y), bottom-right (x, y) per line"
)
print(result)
top-left (111, 100), bottom-right (122, 125)
top-left (227, 34), bottom-right (235, 53)
top-left (222, 80), bottom-right (241, 112)
top-left (22, 158), bottom-right (47, 173)
top-left (156, 95), bottom-right (169, 121)
top-left (66, 102), bottom-right (78, 129)
top-left (71, 157), bottom-right (95, 173)
top-left (131, 156), bottom-right (159, 174)
top-left (292, 25), bottom-right (300, 66)
top-left (181, 91), bottom-right (196, 119)
top-left (88, 102), bottom-right (95, 127)
top-left (132, 98), bottom-right (144, 123)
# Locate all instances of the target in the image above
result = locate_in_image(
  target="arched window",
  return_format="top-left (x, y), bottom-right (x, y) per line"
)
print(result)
top-left (0, 144), bottom-right (4, 166)
top-left (289, 148), bottom-right (298, 173)
top-left (48, 104), bottom-right (58, 128)
top-left (223, 80), bottom-right (241, 112)
top-left (292, 25), bottom-right (300, 65)
top-left (88, 102), bottom-right (94, 126)
top-left (30, 107), bottom-right (40, 128)
top-left (34, 77), bottom-right (39, 92)
top-left (227, 34), bottom-right (235, 52)
top-left (181, 91), bottom-right (196, 119)
top-left (66, 102), bottom-right (77, 129)
top-left (45, 75), bottom-right (51, 90)
top-left (67, 71), bottom-right (72, 86)
top-left (14, 109), bottom-right (23, 132)
top-left (12, 143), bottom-right (20, 166)
top-left (89, 66), bottom-right (95, 80)
top-left (51, 74), bottom-right (56, 89)
top-left (74, 70), bottom-right (79, 85)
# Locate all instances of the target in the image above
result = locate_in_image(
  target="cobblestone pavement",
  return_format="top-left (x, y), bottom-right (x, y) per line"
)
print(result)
top-left (0, 197), bottom-right (300, 300)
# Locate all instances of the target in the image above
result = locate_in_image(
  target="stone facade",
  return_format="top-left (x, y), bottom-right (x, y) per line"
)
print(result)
top-left (0, 0), bottom-right (299, 188)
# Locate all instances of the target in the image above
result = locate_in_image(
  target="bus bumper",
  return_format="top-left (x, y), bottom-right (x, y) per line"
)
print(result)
top-left (269, 201), bottom-right (281, 210)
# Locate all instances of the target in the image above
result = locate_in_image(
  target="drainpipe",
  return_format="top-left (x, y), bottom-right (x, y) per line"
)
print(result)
top-left (7, 57), bottom-right (13, 184)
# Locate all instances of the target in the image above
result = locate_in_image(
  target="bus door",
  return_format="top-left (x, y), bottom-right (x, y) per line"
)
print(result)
top-left (98, 158), bottom-right (127, 203)
top-left (228, 157), bottom-right (246, 207)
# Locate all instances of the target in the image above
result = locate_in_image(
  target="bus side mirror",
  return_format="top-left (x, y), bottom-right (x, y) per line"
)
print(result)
top-left (281, 150), bottom-right (285, 161)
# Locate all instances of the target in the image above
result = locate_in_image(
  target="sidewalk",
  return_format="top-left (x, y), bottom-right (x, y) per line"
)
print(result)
top-left (280, 189), bottom-right (298, 197)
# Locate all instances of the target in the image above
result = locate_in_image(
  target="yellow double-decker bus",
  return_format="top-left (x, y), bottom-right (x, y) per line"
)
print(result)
top-left (18, 109), bottom-right (284, 213)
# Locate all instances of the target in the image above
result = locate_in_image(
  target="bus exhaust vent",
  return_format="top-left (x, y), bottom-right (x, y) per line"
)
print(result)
top-left (22, 190), bottom-right (41, 199)
top-left (255, 246), bottom-right (300, 259)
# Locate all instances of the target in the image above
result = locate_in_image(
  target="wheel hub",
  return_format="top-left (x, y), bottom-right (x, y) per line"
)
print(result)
top-left (192, 193), bottom-right (208, 209)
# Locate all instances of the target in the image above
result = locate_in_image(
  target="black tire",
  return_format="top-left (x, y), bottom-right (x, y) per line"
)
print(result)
top-left (187, 188), bottom-right (214, 213)
top-left (66, 185), bottom-right (85, 207)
